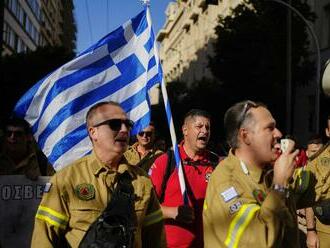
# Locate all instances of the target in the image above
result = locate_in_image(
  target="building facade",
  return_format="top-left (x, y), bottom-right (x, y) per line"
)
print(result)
top-left (1, 0), bottom-right (76, 56)
top-left (157, 0), bottom-right (240, 85)
top-left (158, 0), bottom-right (330, 144)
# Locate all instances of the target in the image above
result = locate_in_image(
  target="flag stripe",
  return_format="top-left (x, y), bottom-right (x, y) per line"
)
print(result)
top-left (48, 124), bottom-right (87, 165)
top-left (37, 54), bottom-right (146, 149)
top-left (31, 53), bottom-right (115, 133)
top-left (33, 63), bottom-right (121, 138)
top-left (14, 7), bottom-right (163, 170)
top-left (14, 75), bottom-right (49, 118)
top-left (41, 69), bottom-right (151, 155)
top-left (26, 47), bottom-right (111, 127)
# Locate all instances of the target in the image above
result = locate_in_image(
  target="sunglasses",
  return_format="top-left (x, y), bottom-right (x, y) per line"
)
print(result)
top-left (5, 130), bottom-right (25, 137)
top-left (93, 119), bottom-right (134, 131)
top-left (237, 101), bottom-right (258, 128)
top-left (138, 131), bottom-right (153, 137)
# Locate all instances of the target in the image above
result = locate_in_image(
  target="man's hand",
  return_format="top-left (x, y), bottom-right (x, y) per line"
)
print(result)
top-left (160, 205), bottom-right (195, 224)
top-left (175, 205), bottom-right (195, 224)
top-left (273, 139), bottom-right (299, 186)
top-left (306, 231), bottom-right (320, 248)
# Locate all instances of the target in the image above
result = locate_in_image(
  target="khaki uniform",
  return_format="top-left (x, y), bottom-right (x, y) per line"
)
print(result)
top-left (305, 141), bottom-right (330, 247)
top-left (0, 145), bottom-right (55, 178)
top-left (203, 150), bottom-right (316, 248)
top-left (31, 152), bottom-right (165, 248)
top-left (124, 142), bottom-right (163, 172)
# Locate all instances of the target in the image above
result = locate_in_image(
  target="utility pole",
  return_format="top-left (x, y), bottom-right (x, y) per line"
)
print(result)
top-left (0, 0), bottom-right (4, 57)
top-left (268, 0), bottom-right (321, 133)
top-left (286, 0), bottom-right (292, 134)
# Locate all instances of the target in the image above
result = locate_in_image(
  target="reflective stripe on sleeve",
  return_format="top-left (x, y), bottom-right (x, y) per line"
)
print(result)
top-left (143, 208), bottom-right (163, 227)
top-left (225, 203), bottom-right (260, 248)
top-left (35, 205), bottom-right (69, 230)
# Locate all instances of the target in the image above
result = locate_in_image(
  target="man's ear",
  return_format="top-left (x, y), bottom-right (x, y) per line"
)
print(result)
top-left (238, 128), bottom-right (251, 146)
top-left (182, 124), bottom-right (188, 137)
top-left (326, 127), bottom-right (330, 138)
top-left (89, 126), bottom-right (97, 141)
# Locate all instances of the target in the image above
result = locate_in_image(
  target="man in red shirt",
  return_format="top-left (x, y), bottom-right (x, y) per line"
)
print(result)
top-left (149, 109), bottom-right (219, 248)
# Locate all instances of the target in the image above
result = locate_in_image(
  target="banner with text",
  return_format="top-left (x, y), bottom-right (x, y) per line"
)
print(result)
top-left (0, 175), bottom-right (50, 248)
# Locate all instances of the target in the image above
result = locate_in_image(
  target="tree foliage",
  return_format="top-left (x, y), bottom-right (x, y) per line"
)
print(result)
top-left (209, 0), bottom-right (316, 129)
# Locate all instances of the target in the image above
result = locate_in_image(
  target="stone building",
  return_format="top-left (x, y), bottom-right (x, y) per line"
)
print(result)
top-left (1, 0), bottom-right (76, 56)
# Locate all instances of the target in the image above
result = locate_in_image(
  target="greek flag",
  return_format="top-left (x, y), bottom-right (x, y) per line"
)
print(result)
top-left (14, 7), bottom-right (162, 171)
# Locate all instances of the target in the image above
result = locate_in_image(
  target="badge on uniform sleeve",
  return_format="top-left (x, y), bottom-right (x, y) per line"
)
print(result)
top-left (221, 186), bottom-right (238, 202)
top-left (229, 201), bottom-right (243, 214)
top-left (252, 189), bottom-right (266, 204)
top-left (43, 182), bottom-right (52, 193)
top-left (75, 183), bottom-right (95, 201)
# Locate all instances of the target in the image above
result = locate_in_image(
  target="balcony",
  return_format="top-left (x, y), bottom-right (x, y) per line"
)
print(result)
top-left (189, 7), bottom-right (200, 21)
top-left (182, 19), bottom-right (192, 31)
top-left (156, 29), bottom-right (167, 42)
top-left (196, 0), bottom-right (206, 7)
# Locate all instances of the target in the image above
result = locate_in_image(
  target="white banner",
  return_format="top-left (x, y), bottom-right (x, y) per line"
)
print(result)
top-left (0, 175), bottom-right (50, 248)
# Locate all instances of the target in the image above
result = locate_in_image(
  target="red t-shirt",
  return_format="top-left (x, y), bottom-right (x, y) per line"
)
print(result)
top-left (150, 144), bottom-right (216, 248)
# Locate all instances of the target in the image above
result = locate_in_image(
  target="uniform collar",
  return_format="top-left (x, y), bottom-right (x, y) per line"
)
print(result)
top-left (179, 140), bottom-right (210, 163)
top-left (229, 149), bottom-right (264, 183)
top-left (91, 151), bottom-right (134, 178)
top-left (308, 140), bottom-right (330, 162)
top-left (131, 142), bottom-right (155, 156)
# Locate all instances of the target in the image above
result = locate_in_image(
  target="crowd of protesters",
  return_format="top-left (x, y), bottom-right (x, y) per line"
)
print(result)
top-left (0, 101), bottom-right (329, 248)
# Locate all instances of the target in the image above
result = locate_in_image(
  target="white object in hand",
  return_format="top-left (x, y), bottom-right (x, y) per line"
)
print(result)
top-left (280, 139), bottom-right (293, 153)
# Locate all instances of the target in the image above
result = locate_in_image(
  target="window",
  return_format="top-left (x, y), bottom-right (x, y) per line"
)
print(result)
top-left (3, 22), bottom-right (10, 45)
top-left (11, 0), bottom-right (17, 15)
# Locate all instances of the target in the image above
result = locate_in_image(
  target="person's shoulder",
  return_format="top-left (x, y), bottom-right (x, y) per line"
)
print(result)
top-left (307, 141), bottom-right (330, 165)
top-left (207, 160), bottom-right (244, 206)
top-left (154, 149), bottom-right (164, 155)
top-left (125, 143), bottom-right (138, 154)
top-left (51, 155), bottom-right (91, 182)
top-left (153, 150), bottom-right (170, 166)
top-left (212, 155), bottom-right (236, 177)
top-left (127, 164), bottom-right (154, 189)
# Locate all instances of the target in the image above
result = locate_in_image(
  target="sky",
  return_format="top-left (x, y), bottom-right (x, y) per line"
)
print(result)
top-left (73, 0), bottom-right (173, 54)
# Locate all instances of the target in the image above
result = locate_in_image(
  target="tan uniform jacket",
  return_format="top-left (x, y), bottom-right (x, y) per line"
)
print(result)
top-left (124, 142), bottom-right (163, 172)
top-left (203, 150), bottom-right (317, 248)
top-left (305, 141), bottom-right (330, 234)
top-left (31, 152), bottom-right (165, 248)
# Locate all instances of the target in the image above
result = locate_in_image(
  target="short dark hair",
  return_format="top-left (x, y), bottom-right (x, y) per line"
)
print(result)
top-left (224, 100), bottom-right (266, 150)
top-left (183, 109), bottom-right (211, 124)
top-left (86, 101), bottom-right (122, 127)
top-left (307, 134), bottom-right (323, 145)
top-left (4, 117), bottom-right (31, 134)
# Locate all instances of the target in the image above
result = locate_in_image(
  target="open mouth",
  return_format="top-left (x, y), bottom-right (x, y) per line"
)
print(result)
top-left (273, 143), bottom-right (282, 155)
top-left (198, 136), bottom-right (208, 142)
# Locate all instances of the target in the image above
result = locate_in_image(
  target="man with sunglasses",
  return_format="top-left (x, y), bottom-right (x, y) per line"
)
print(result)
top-left (0, 117), bottom-right (54, 178)
top-left (203, 100), bottom-right (329, 247)
top-left (31, 101), bottom-right (165, 247)
top-left (149, 109), bottom-right (219, 248)
top-left (124, 122), bottom-right (164, 172)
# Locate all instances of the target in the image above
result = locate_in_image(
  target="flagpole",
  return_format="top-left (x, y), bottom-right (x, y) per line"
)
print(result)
top-left (145, 3), bottom-right (188, 205)
top-left (160, 78), bottom-right (188, 205)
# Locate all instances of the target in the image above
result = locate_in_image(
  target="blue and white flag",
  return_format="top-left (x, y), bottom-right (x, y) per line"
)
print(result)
top-left (14, 7), bottom-right (162, 171)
